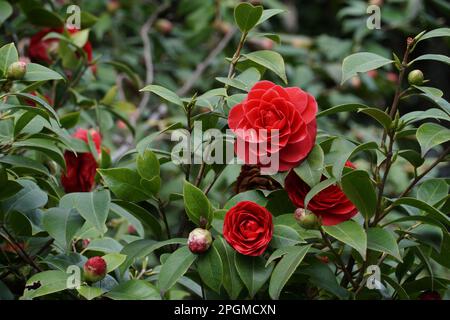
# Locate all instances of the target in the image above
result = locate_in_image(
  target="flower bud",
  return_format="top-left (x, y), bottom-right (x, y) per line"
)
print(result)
top-left (419, 291), bottom-right (441, 300)
top-left (187, 228), bottom-right (212, 254)
top-left (83, 256), bottom-right (107, 283)
top-left (294, 208), bottom-right (322, 230)
top-left (6, 61), bottom-right (27, 80)
top-left (408, 69), bottom-right (424, 86)
top-left (155, 19), bottom-right (173, 35)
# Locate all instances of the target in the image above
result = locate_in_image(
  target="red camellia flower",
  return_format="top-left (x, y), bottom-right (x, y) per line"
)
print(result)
top-left (228, 80), bottom-right (317, 172)
top-left (285, 161), bottom-right (358, 226)
top-left (223, 201), bottom-right (273, 256)
top-left (28, 27), bottom-right (96, 72)
top-left (61, 128), bottom-right (101, 193)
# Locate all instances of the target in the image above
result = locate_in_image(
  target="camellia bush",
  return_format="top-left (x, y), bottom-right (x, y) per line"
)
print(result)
top-left (0, 1), bottom-right (449, 300)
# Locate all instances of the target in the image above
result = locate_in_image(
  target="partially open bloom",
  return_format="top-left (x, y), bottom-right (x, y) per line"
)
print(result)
top-left (285, 161), bottom-right (358, 226)
top-left (223, 201), bottom-right (273, 256)
top-left (83, 256), bottom-right (107, 283)
top-left (61, 128), bottom-right (101, 193)
top-left (28, 27), bottom-right (96, 72)
top-left (228, 81), bottom-right (317, 172)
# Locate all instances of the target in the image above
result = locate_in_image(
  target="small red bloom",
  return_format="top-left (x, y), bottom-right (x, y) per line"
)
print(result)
top-left (223, 201), bottom-right (273, 256)
top-left (419, 291), bottom-right (441, 300)
top-left (285, 161), bottom-right (358, 226)
top-left (187, 228), bottom-right (212, 254)
top-left (228, 81), bottom-right (317, 172)
top-left (28, 27), bottom-right (96, 72)
top-left (61, 128), bottom-right (101, 193)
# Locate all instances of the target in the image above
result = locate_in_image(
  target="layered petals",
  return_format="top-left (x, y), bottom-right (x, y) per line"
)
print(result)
top-left (228, 81), bottom-right (317, 172)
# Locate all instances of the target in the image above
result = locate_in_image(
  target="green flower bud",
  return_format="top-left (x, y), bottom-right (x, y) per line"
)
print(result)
top-left (294, 208), bottom-right (322, 230)
top-left (6, 61), bottom-right (27, 80)
top-left (408, 69), bottom-right (424, 86)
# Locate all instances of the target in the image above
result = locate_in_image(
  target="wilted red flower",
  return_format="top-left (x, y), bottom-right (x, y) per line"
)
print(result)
top-left (223, 201), bottom-right (273, 256)
top-left (61, 128), bottom-right (101, 193)
top-left (28, 27), bottom-right (96, 72)
top-left (285, 161), bottom-right (358, 226)
top-left (228, 81), bottom-right (317, 172)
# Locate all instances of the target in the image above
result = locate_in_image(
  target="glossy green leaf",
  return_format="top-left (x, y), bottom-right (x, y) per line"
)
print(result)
top-left (23, 63), bottom-right (64, 81)
top-left (102, 253), bottom-right (127, 273)
top-left (105, 280), bottom-right (160, 300)
top-left (98, 168), bottom-right (150, 202)
top-left (416, 123), bottom-right (450, 156)
top-left (197, 245), bottom-right (223, 294)
top-left (367, 228), bottom-right (402, 261)
top-left (270, 225), bottom-right (304, 248)
top-left (0, 1), bottom-right (13, 26)
top-left (341, 52), bottom-right (393, 84)
top-left (60, 190), bottom-right (110, 235)
top-left (0, 43), bottom-right (18, 76)
top-left (242, 50), bottom-right (287, 84)
top-left (183, 180), bottom-right (213, 227)
top-left (341, 170), bottom-right (377, 220)
top-left (234, 2), bottom-right (263, 32)
top-left (294, 144), bottom-right (324, 187)
top-left (323, 220), bottom-right (367, 258)
top-left (159, 246), bottom-right (197, 294)
top-left (23, 271), bottom-right (69, 299)
top-left (42, 207), bottom-right (84, 251)
top-left (235, 255), bottom-right (273, 298)
top-left (139, 85), bottom-right (183, 107)
top-left (268, 245), bottom-right (311, 300)
top-left (213, 237), bottom-right (243, 299)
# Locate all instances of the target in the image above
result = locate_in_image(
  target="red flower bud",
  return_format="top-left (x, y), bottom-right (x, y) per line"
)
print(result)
top-left (83, 256), bottom-right (107, 283)
top-left (6, 61), bottom-right (27, 80)
top-left (155, 19), bottom-right (173, 35)
top-left (419, 291), bottom-right (441, 300)
top-left (188, 228), bottom-right (212, 254)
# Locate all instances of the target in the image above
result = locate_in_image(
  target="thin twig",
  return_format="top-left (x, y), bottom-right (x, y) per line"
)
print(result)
top-left (177, 29), bottom-right (236, 96)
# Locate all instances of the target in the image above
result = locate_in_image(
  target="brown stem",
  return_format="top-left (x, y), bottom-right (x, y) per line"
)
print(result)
top-left (320, 229), bottom-right (358, 290)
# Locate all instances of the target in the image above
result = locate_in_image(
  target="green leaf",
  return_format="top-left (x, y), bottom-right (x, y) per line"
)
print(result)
top-left (317, 103), bottom-right (369, 118)
top-left (158, 246), bottom-right (197, 294)
top-left (0, 1), bottom-right (13, 26)
top-left (293, 144), bottom-right (324, 187)
top-left (268, 245), bottom-right (311, 300)
top-left (213, 237), bottom-right (243, 299)
top-left (42, 208), bottom-right (84, 251)
top-left (390, 197), bottom-right (450, 227)
top-left (113, 201), bottom-right (161, 237)
top-left (242, 50), bottom-right (287, 84)
top-left (60, 112), bottom-right (80, 129)
top-left (105, 280), bottom-right (160, 300)
top-left (85, 237), bottom-right (123, 253)
top-left (341, 170), bottom-right (377, 220)
top-left (304, 178), bottom-right (336, 209)
top-left (224, 190), bottom-right (267, 209)
top-left (98, 168), bottom-right (151, 202)
top-left (102, 253), bottom-right (127, 273)
top-left (235, 255), bottom-right (273, 298)
top-left (197, 245), bottom-right (223, 294)
top-left (270, 225), bottom-right (304, 248)
top-left (0, 154), bottom-right (49, 176)
top-left (109, 202), bottom-right (144, 237)
top-left (2, 179), bottom-right (47, 214)
top-left (256, 9), bottom-right (284, 26)
top-left (25, 8), bottom-right (64, 27)
top-left (77, 285), bottom-right (103, 300)
top-left (410, 54), bottom-right (450, 65)
top-left (398, 150), bottom-right (424, 168)
top-left (418, 28), bottom-right (450, 42)
top-left (400, 108), bottom-right (449, 124)
top-left (23, 270), bottom-right (69, 299)
top-left (234, 2), bottom-right (263, 32)
top-left (358, 107), bottom-right (392, 129)
top-left (414, 85), bottom-right (443, 98)
top-left (59, 190), bottom-right (110, 235)
top-left (341, 52), bottom-right (393, 84)
top-left (23, 63), bottom-right (64, 81)
top-left (323, 220), bottom-right (367, 258)
top-left (417, 179), bottom-right (449, 206)
top-left (183, 180), bottom-right (213, 227)
top-left (137, 149), bottom-right (160, 180)
top-left (13, 138), bottom-right (65, 168)
top-left (0, 43), bottom-right (18, 76)
top-left (139, 85), bottom-right (183, 107)
top-left (367, 228), bottom-right (402, 261)
top-left (9, 92), bottom-right (59, 122)
top-left (416, 123), bottom-right (450, 156)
